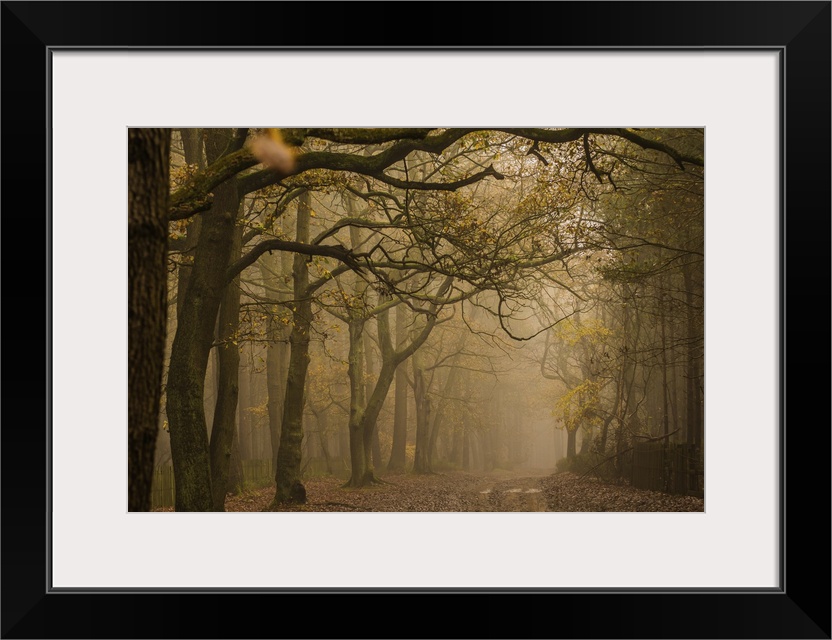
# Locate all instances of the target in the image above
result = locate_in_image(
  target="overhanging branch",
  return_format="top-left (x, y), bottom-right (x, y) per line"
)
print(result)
top-left (226, 239), bottom-right (365, 283)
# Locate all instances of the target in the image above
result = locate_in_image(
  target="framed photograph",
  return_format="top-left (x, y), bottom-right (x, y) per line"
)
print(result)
top-left (4, 1), bottom-right (828, 638)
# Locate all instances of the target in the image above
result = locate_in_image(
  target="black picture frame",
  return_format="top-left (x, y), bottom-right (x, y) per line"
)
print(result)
top-left (2, 2), bottom-right (829, 638)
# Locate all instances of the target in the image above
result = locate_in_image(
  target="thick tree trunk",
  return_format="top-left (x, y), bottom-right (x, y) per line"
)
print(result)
top-left (167, 130), bottom-right (242, 511)
top-left (272, 192), bottom-right (312, 504)
top-left (128, 128), bottom-right (170, 511)
top-left (209, 223), bottom-right (243, 510)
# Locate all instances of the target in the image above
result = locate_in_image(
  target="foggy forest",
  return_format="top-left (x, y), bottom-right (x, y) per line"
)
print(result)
top-left (128, 127), bottom-right (704, 513)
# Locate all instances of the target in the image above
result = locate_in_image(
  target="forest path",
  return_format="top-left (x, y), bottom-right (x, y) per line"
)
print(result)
top-left (263, 468), bottom-right (556, 512)
top-left (154, 468), bottom-right (703, 512)
top-left (469, 469), bottom-right (551, 512)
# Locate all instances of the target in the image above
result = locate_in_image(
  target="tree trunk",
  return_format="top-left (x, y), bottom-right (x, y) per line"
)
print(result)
top-left (482, 428), bottom-right (495, 472)
top-left (209, 223), bottom-right (243, 510)
top-left (179, 127), bottom-right (204, 170)
top-left (174, 129), bottom-right (204, 319)
top-left (314, 409), bottom-right (334, 475)
top-left (553, 425), bottom-right (564, 464)
top-left (462, 424), bottom-right (470, 471)
top-left (265, 312), bottom-right (285, 469)
top-left (238, 353), bottom-right (252, 459)
top-left (566, 428), bottom-right (577, 459)
top-left (372, 422), bottom-right (383, 468)
top-left (344, 215), bottom-right (383, 484)
top-left (670, 324), bottom-right (680, 441)
top-left (365, 335), bottom-right (383, 468)
top-left (204, 335), bottom-right (220, 434)
top-left (348, 281), bottom-right (450, 486)
top-left (428, 361), bottom-right (462, 466)
top-left (579, 425), bottom-right (592, 455)
top-left (128, 128), bottom-right (170, 511)
top-left (412, 361), bottom-right (432, 474)
top-left (166, 129), bottom-right (244, 511)
top-left (228, 423), bottom-right (244, 494)
top-left (347, 289), bottom-right (445, 486)
top-left (262, 245), bottom-right (292, 471)
top-left (450, 419), bottom-right (463, 467)
top-left (346, 315), bottom-right (400, 486)
top-left (598, 413), bottom-right (615, 456)
top-left (346, 318), bottom-right (369, 486)
top-left (272, 191), bottom-right (312, 504)
top-left (338, 423), bottom-right (350, 473)
top-left (350, 361), bottom-right (397, 485)
top-left (387, 304), bottom-right (409, 471)
top-left (683, 262), bottom-right (703, 447)
top-left (471, 432), bottom-right (482, 471)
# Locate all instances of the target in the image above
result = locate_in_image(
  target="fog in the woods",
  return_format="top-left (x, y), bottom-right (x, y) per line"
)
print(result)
top-left (127, 127), bottom-right (704, 512)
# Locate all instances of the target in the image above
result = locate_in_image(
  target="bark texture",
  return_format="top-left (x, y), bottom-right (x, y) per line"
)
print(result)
top-left (128, 128), bottom-right (170, 511)
top-left (273, 191), bottom-right (312, 504)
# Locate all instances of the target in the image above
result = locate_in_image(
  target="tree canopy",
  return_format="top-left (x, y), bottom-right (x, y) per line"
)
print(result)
top-left (128, 126), bottom-right (704, 512)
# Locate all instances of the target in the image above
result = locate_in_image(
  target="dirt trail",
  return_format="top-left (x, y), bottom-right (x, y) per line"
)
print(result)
top-left (469, 470), bottom-right (551, 512)
top-left (153, 468), bottom-right (703, 512)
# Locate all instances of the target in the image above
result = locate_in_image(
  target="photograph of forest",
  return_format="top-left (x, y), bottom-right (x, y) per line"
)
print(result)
top-left (128, 127), bottom-right (704, 513)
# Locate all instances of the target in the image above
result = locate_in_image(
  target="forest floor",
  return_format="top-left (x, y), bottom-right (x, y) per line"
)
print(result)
top-left (155, 469), bottom-right (703, 512)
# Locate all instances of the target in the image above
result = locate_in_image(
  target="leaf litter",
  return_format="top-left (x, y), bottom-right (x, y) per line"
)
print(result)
top-left (153, 470), bottom-right (703, 512)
